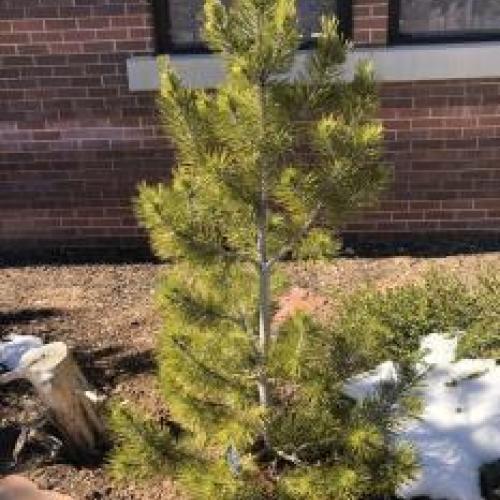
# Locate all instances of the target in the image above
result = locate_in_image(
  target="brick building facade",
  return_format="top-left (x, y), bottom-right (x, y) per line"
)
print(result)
top-left (1, 0), bottom-right (500, 256)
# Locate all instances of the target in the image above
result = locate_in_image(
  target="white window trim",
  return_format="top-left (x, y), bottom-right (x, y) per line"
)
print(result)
top-left (127, 41), bottom-right (500, 91)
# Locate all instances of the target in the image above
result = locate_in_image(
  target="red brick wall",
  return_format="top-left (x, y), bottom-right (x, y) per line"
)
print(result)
top-left (352, 0), bottom-right (389, 46)
top-left (0, 0), bottom-right (499, 255)
top-left (344, 0), bottom-right (500, 240)
top-left (345, 79), bottom-right (500, 237)
top-left (0, 0), bottom-right (171, 252)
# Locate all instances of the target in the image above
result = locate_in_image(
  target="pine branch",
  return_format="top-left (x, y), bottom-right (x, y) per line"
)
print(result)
top-left (172, 338), bottom-right (246, 392)
top-left (268, 203), bottom-right (323, 267)
top-left (176, 230), bottom-right (259, 267)
top-left (169, 290), bottom-right (250, 333)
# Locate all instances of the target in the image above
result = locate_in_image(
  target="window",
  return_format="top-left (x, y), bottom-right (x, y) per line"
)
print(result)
top-left (153, 0), bottom-right (352, 54)
top-left (389, 0), bottom-right (500, 44)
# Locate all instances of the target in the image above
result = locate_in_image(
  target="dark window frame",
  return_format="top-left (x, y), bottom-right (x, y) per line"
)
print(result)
top-left (389, 0), bottom-right (500, 45)
top-left (152, 0), bottom-right (353, 55)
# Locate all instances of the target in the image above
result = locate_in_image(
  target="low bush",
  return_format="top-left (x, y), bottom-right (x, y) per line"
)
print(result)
top-left (456, 271), bottom-right (500, 359)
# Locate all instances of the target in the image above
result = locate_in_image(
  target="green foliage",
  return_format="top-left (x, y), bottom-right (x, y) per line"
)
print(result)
top-left (456, 271), bottom-right (500, 359)
top-left (107, 403), bottom-right (176, 482)
top-left (177, 456), bottom-right (269, 500)
top-left (265, 269), bottom-right (499, 499)
top-left (279, 442), bottom-right (413, 500)
top-left (154, 260), bottom-right (280, 450)
top-left (329, 270), bottom-right (483, 376)
top-left (136, 5), bottom-right (386, 268)
top-left (294, 229), bottom-right (341, 260)
top-left (326, 267), bottom-right (500, 367)
top-left (458, 318), bottom-right (500, 359)
top-left (267, 313), bottom-right (418, 499)
top-left (123, 0), bottom-right (412, 498)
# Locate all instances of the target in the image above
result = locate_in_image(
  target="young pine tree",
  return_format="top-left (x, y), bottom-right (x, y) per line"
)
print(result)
top-left (130, 0), bottom-right (414, 498)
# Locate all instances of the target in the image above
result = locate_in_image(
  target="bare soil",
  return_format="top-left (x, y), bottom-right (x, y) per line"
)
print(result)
top-left (1, 253), bottom-right (499, 499)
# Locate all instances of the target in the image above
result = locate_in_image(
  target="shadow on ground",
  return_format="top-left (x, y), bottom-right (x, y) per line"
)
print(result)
top-left (74, 346), bottom-right (156, 389)
top-left (0, 309), bottom-right (64, 331)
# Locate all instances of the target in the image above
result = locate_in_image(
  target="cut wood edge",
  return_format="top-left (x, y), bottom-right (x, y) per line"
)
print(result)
top-left (1, 342), bottom-right (109, 463)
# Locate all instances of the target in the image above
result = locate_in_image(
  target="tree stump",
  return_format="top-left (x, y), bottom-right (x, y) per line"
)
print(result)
top-left (1, 342), bottom-right (108, 463)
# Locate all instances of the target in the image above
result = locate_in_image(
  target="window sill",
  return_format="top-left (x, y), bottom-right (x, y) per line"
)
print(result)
top-left (127, 41), bottom-right (500, 91)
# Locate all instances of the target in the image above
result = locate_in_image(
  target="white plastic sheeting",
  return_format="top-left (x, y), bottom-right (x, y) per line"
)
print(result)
top-left (0, 335), bottom-right (43, 372)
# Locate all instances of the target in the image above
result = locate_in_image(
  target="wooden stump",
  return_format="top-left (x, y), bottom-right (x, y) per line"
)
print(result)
top-left (1, 342), bottom-right (108, 463)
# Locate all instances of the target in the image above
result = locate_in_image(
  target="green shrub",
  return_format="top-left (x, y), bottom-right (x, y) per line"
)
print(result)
top-left (329, 270), bottom-right (478, 378)
top-left (456, 271), bottom-right (500, 359)
top-left (329, 266), bottom-right (500, 366)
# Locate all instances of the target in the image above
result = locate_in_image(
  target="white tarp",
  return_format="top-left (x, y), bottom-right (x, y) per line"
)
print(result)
top-left (0, 335), bottom-right (43, 372)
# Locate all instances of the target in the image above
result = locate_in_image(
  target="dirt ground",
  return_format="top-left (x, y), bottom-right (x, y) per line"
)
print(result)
top-left (1, 253), bottom-right (499, 499)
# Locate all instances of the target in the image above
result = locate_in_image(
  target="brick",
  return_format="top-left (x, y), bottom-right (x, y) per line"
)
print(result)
top-left (49, 43), bottom-right (82, 54)
top-left (0, 33), bottom-right (30, 44)
top-left (115, 40), bottom-right (150, 52)
top-left (475, 199), bottom-right (500, 210)
top-left (77, 18), bottom-right (111, 30)
top-left (59, 6), bottom-right (92, 17)
top-left (353, 6), bottom-right (371, 17)
top-left (31, 32), bottom-right (64, 43)
top-left (407, 221), bottom-right (441, 230)
top-left (111, 16), bottom-right (146, 28)
top-left (35, 55), bottom-right (68, 65)
top-left (18, 44), bottom-right (50, 55)
top-left (82, 41), bottom-right (115, 53)
top-left (130, 27), bottom-right (153, 39)
top-left (63, 30), bottom-right (97, 42)
top-left (2, 1), bottom-right (500, 249)
top-left (52, 66), bottom-right (85, 77)
top-left (45, 19), bottom-right (77, 31)
top-left (12, 20), bottom-right (44, 32)
top-left (356, 18), bottom-right (387, 30)
top-left (92, 4), bottom-right (126, 16)
top-left (0, 21), bottom-right (13, 32)
top-left (95, 29), bottom-right (129, 41)
top-left (126, 4), bottom-right (151, 15)
top-left (26, 6), bottom-right (59, 18)
top-left (0, 45), bottom-right (16, 55)
top-left (32, 130), bottom-right (61, 141)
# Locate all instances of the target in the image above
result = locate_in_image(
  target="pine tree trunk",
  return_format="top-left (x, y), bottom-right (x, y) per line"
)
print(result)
top-left (257, 63), bottom-right (271, 431)
top-left (258, 250), bottom-right (270, 411)
top-left (257, 89), bottom-right (270, 412)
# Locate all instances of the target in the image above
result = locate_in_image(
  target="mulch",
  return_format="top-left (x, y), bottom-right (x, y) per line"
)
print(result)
top-left (0, 253), bottom-right (499, 499)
